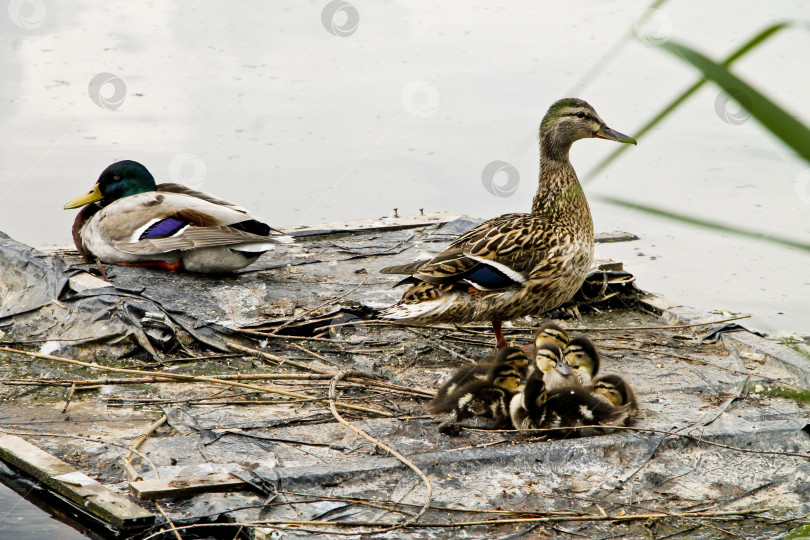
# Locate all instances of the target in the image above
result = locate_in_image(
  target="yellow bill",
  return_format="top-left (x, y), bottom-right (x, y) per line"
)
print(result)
top-left (64, 184), bottom-right (103, 209)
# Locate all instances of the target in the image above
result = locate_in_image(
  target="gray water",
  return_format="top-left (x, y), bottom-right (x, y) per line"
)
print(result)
top-left (1, 0), bottom-right (808, 340)
top-left (0, 479), bottom-right (89, 539)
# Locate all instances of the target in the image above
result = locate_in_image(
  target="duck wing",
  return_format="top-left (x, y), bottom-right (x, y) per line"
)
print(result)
top-left (382, 213), bottom-right (550, 291)
top-left (115, 225), bottom-right (276, 255)
top-left (97, 191), bottom-right (287, 255)
top-left (156, 183), bottom-right (251, 213)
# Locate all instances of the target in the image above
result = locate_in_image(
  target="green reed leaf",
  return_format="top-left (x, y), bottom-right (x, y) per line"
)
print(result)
top-left (584, 22), bottom-right (793, 182)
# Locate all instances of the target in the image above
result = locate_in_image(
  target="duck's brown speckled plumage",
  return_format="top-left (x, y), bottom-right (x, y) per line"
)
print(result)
top-left (380, 98), bottom-right (636, 345)
top-left (432, 347), bottom-right (530, 405)
top-left (429, 350), bottom-right (523, 432)
top-left (564, 336), bottom-right (601, 387)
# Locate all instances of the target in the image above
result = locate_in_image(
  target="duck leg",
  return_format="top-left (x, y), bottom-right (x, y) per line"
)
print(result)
top-left (120, 260), bottom-right (184, 271)
top-left (493, 321), bottom-right (508, 349)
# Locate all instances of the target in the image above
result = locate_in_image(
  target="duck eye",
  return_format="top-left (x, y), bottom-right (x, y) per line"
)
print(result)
top-left (575, 112), bottom-right (586, 119)
top-left (113, 175), bottom-right (121, 181)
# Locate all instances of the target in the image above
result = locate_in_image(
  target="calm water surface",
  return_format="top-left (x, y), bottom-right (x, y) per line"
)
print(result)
top-left (0, 478), bottom-right (89, 539)
top-left (1, 1), bottom-right (808, 338)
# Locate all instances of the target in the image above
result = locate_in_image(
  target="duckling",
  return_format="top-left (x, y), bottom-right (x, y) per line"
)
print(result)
top-left (509, 370), bottom-right (547, 432)
top-left (525, 343), bottom-right (574, 391)
top-left (563, 336), bottom-right (600, 387)
top-left (534, 323), bottom-right (570, 350)
top-left (593, 374), bottom-right (638, 420)
top-left (431, 361), bottom-right (522, 435)
top-left (380, 98), bottom-right (637, 348)
top-left (433, 347), bottom-right (530, 405)
top-left (521, 323), bottom-right (569, 356)
top-left (529, 386), bottom-right (633, 438)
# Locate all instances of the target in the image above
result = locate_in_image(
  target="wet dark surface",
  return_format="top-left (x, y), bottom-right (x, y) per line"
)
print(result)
top-left (0, 463), bottom-right (95, 540)
top-left (0, 219), bottom-right (809, 538)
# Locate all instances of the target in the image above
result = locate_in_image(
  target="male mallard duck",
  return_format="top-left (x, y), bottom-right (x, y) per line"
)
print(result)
top-left (379, 99), bottom-right (636, 348)
top-left (593, 374), bottom-right (638, 417)
top-left (433, 347), bottom-right (530, 404)
top-left (430, 352), bottom-right (522, 434)
top-left (525, 343), bottom-right (574, 391)
top-left (64, 160), bottom-right (291, 273)
top-left (563, 336), bottom-right (600, 386)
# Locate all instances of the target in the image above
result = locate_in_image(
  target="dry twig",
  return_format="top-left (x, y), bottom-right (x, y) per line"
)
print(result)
top-left (0, 346), bottom-right (391, 417)
top-left (328, 372), bottom-right (433, 533)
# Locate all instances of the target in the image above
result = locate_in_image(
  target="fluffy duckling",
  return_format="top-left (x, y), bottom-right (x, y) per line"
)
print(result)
top-left (593, 374), bottom-right (638, 420)
top-left (430, 358), bottom-right (522, 434)
top-left (534, 323), bottom-right (570, 351)
top-left (563, 336), bottom-right (600, 387)
top-left (433, 347), bottom-right (530, 404)
top-left (526, 343), bottom-right (574, 391)
top-left (511, 370), bottom-right (633, 438)
top-left (509, 370), bottom-right (547, 432)
top-left (532, 385), bottom-right (634, 438)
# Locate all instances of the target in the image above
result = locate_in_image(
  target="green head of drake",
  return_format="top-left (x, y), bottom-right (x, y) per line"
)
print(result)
top-left (539, 98), bottom-right (636, 160)
top-left (65, 160), bottom-right (157, 209)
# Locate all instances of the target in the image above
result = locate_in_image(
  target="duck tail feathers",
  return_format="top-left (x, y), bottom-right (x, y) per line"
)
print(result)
top-left (378, 293), bottom-right (462, 322)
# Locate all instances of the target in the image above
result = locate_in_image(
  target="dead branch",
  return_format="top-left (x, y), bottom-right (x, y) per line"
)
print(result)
top-left (328, 371), bottom-right (433, 533)
top-left (0, 346), bottom-right (391, 417)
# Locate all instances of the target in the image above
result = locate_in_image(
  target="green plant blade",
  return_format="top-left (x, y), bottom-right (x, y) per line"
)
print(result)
top-left (597, 195), bottom-right (810, 253)
top-left (659, 38), bottom-right (810, 163)
top-left (584, 22), bottom-right (792, 182)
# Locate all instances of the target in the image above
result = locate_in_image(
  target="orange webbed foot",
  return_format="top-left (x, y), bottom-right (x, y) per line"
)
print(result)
top-left (120, 260), bottom-right (183, 271)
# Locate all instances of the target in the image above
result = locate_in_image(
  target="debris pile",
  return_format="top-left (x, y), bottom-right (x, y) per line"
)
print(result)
top-left (0, 218), bottom-right (808, 538)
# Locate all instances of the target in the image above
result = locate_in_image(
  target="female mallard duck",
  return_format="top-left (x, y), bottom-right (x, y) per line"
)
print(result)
top-left (379, 98), bottom-right (636, 348)
top-left (593, 374), bottom-right (638, 418)
top-left (563, 336), bottom-right (600, 386)
top-left (430, 350), bottom-right (523, 434)
top-left (525, 343), bottom-right (574, 391)
top-left (433, 347), bottom-right (530, 405)
top-left (64, 160), bottom-right (291, 273)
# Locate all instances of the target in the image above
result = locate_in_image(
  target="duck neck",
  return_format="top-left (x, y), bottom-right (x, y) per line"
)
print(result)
top-left (531, 139), bottom-right (584, 216)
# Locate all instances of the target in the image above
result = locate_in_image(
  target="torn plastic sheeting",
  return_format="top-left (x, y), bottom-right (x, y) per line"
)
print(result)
top-left (67, 288), bottom-right (235, 354)
top-left (0, 231), bottom-right (73, 318)
top-left (0, 283), bottom-right (230, 359)
top-left (253, 419), bottom-right (809, 490)
top-left (161, 419), bottom-right (810, 527)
